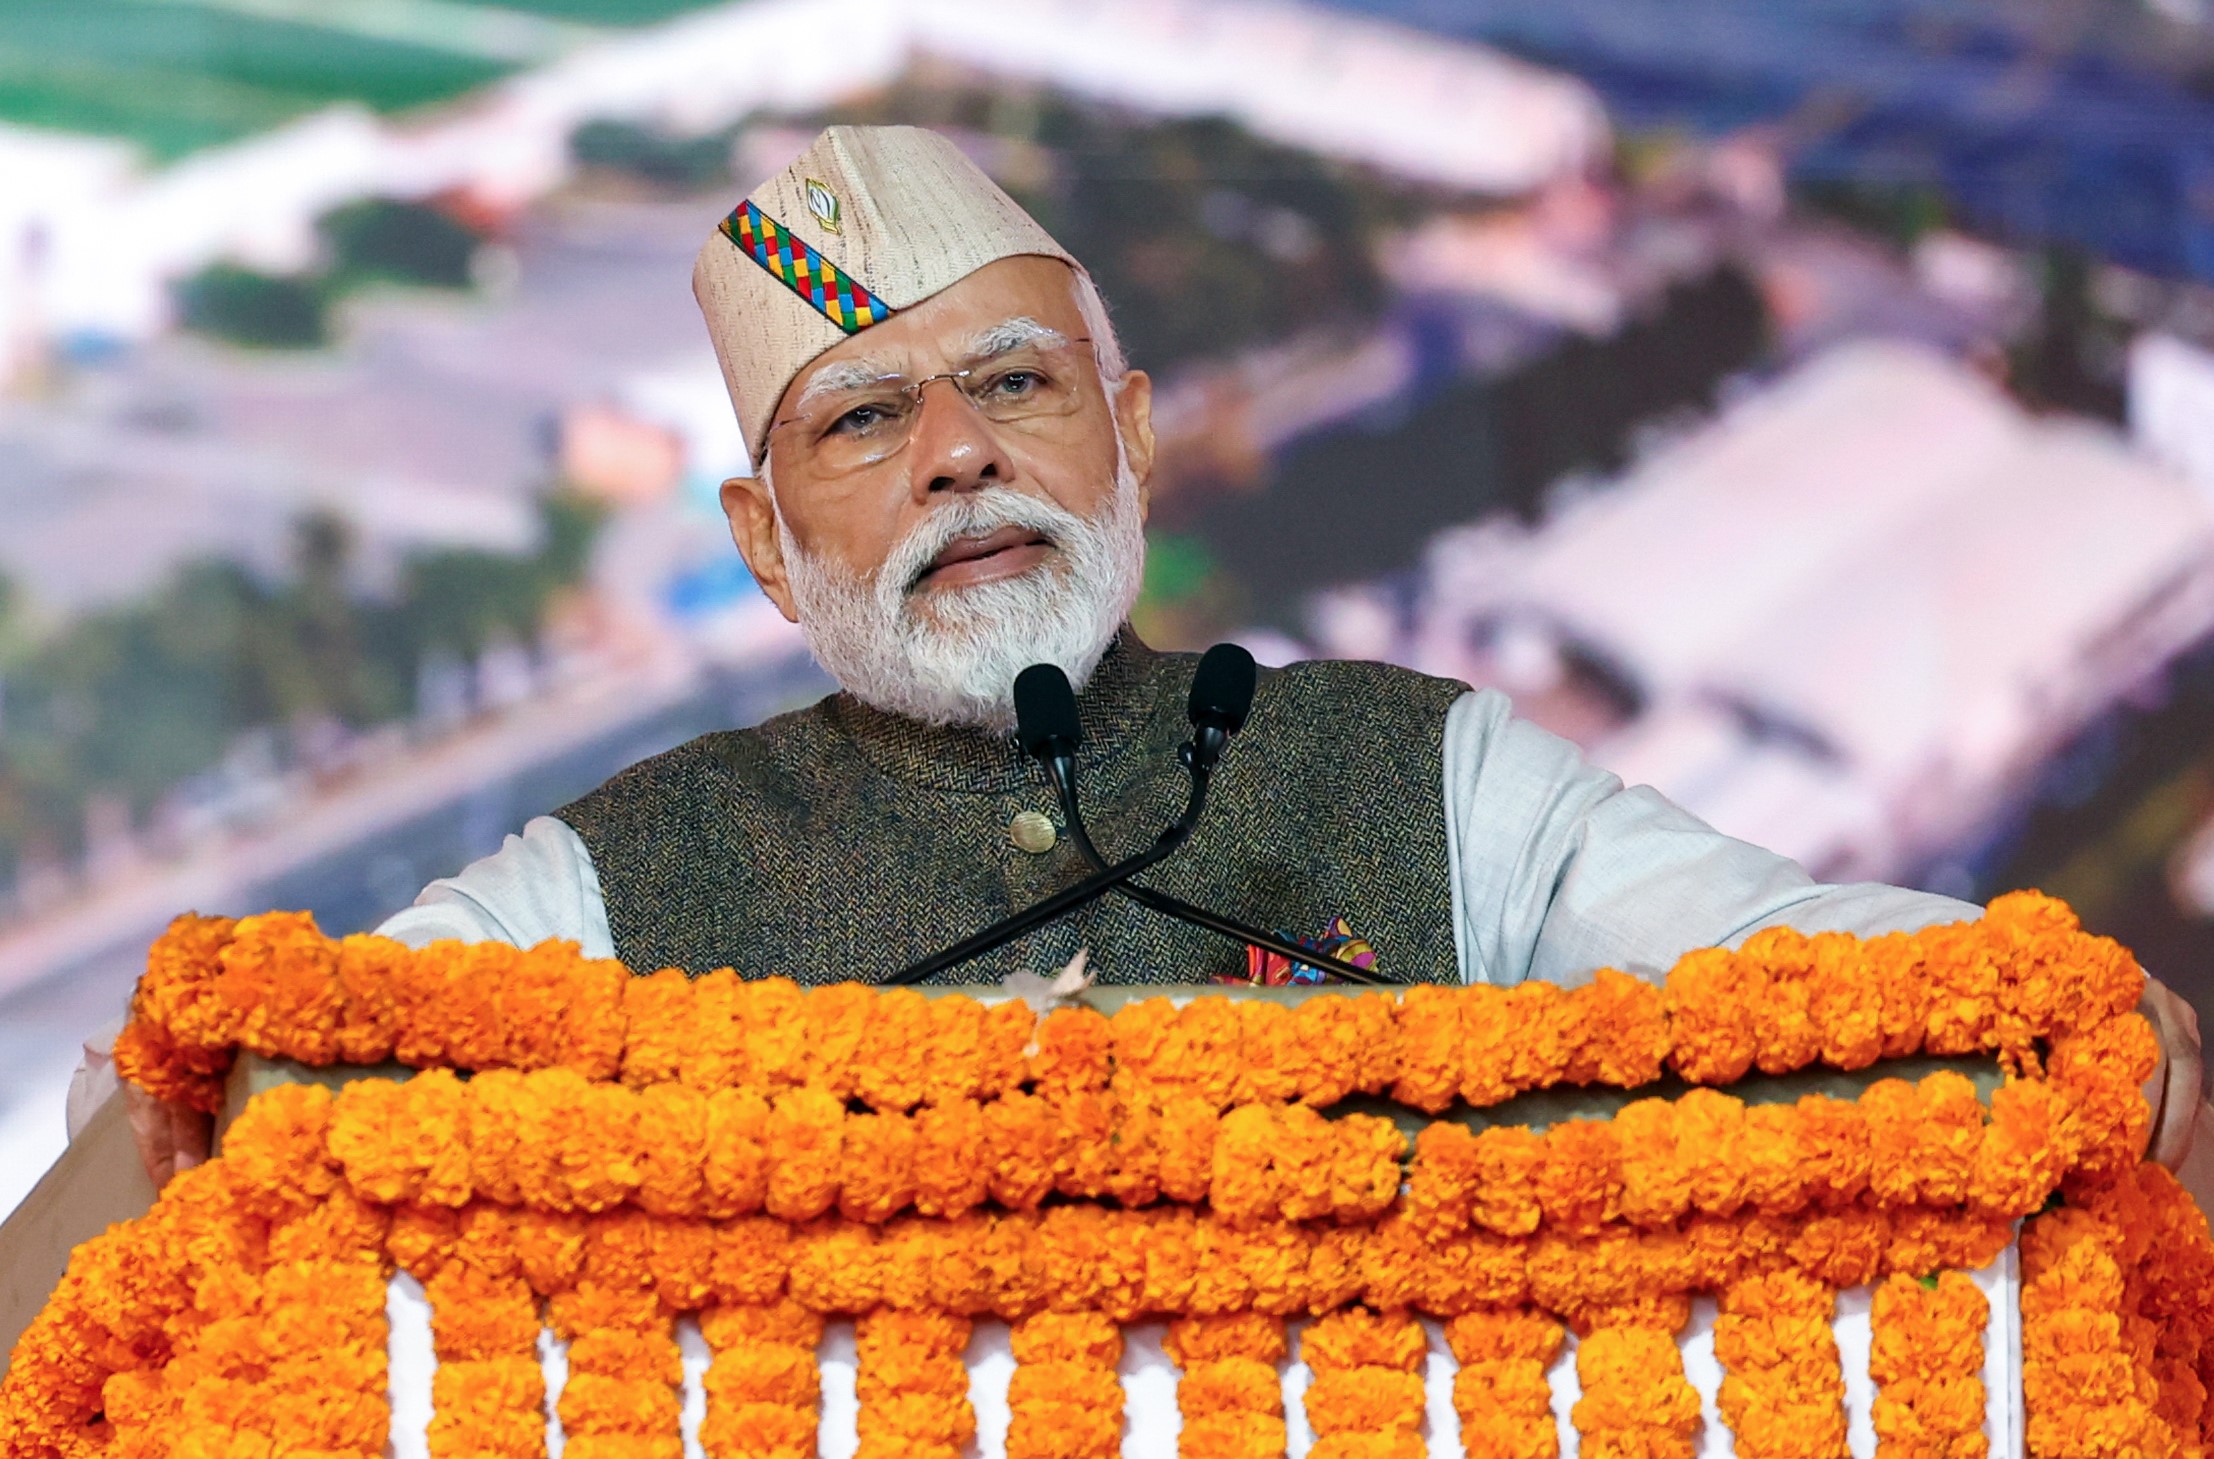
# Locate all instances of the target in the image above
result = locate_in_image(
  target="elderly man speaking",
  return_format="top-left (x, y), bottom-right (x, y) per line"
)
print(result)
top-left (351, 126), bottom-right (2192, 1172)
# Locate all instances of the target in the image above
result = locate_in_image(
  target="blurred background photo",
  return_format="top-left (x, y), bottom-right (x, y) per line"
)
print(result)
top-left (4, 0), bottom-right (2214, 1218)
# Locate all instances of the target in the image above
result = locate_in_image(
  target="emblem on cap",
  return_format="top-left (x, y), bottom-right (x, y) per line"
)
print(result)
top-left (803, 178), bottom-right (842, 234)
top-left (718, 198), bottom-right (893, 335)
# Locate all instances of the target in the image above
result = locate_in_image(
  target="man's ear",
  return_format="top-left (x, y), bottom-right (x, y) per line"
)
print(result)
top-left (720, 472), bottom-right (799, 622)
top-left (1113, 369), bottom-right (1157, 522)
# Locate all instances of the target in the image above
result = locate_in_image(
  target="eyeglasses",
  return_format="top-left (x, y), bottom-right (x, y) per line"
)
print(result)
top-left (767, 337), bottom-right (1098, 478)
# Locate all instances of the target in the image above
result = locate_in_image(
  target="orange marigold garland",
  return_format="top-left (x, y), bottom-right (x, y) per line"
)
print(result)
top-left (1445, 1307), bottom-right (1562, 1459)
top-left (2119, 1167), bottom-right (2214, 1446)
top-left (16, 889), bottom-right (2214, 1459)
top-left (1007, 1311), bottom-right (1123, 1459)
top-left (423, 1252), bottom-right (547, 1459)
top-left (111, 891), bottom-right (2151, 1125)
top-left (1869, 1271), bottom-right (1989, 1459)
top-left (2021, 1203), bottom-right (2168, 1459)
top-left (1714, 1268), bottom-right (1848, 1459)
top-left (1570, 1298), bottom-right (1702, 1459)
top-left (1166, 1312), bottom-right (1289, 1459)
top-left (547, 1213), bottom-right (685, 1459)
top-left (852, 1309), bottom-right (974, 1459)
top-left (698, 1299), bottom-right (823, 1459)
top-left (1300, 1306), bottom-right (1427, 1459)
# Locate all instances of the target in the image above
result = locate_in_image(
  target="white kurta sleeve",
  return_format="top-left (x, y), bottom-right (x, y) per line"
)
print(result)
top-left (1441, 688), bottom-right (1979, 987)
top-left (374, 815), bottom-right (617, 958)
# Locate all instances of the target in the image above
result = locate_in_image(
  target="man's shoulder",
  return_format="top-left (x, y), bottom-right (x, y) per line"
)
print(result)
top-left (557, 694), bottom-right (843, 829)
top-left (1255, 653), bottom-right (1471, 722)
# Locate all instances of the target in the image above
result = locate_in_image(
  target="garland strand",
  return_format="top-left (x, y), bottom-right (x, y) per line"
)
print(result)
top-left (546, 1279), bottom-right (681, 1459)
top-left (1869, 1271), bottom-right (1988, 1459)
top-left (698, 1299), bottom-right (823, 1459)
top-left (112, 893), bottom-right (2144, 1119)
top-left (1166, 1313), bottom-right (1289, 1459)
top-left (853, 1310), bottom-right (974, 1459)
top-left (310, 1055), bottom-right (2137, 1239)
top-left (1714, 1269), bottom-right (1848, 1459)
top-left (1445, 1307), bottom-right (1561, 1459)
top-left (424, 1259), bottom-right (547, 1459)
top-left (1570, 1298), bottom-right (1702, 1459)
top-left (1301, 1306), bottom-right (1427, 1459)
top-left (1008, 1311), bottom-right (1123, 1459)
top-left (2023, 1206), bottom-right (2160, 1458)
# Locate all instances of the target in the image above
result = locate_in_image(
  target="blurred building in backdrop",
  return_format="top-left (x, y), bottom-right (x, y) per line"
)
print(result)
top-left (4, 0), bottom-right (2214, 1219)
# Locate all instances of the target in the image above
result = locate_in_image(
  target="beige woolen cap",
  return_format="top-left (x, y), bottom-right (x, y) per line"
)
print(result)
top-left (693, 125), bottom-right (1077, 469)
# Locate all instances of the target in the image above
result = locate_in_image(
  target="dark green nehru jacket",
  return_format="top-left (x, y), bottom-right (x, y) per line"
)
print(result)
top-left (556, 633), bottom-right (1468, 985)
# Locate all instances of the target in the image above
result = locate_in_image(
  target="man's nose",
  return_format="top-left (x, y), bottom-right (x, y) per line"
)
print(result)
top-left (905, 379), bottom-right (1012, 497)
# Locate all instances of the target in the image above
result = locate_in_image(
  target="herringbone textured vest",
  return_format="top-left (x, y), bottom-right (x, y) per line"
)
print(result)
top-left (557, 634), bottom-right (1467, 985)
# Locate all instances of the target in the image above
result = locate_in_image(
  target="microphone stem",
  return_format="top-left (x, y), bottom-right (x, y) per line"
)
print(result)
top-left (1047, 761), bottom-right (1390, 987)
top-left (887, 774), bottom-right (1206, 985)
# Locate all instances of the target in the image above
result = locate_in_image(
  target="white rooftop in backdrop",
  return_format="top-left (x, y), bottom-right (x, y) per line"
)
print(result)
top-left (1414, 340), bottom-right (2214, 881)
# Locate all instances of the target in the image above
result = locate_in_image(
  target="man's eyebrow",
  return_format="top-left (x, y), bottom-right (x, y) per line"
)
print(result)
top-left (792, 319), bottom-right (1068, 410)
top-left (961, 316), bottom-right (1067, 361)
top-left (793, 357), bottom-right (897, 408)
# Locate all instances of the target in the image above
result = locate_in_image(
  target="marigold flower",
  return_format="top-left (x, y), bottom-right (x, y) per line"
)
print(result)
top-left (786, 1218), bottom-right (882, 1314)
top-left (1532, 1120), bottom-right (1623, 1235)
top-left (1388, 984), bottom-right (1465, 1112)
top-left (1052, 1088), bottom-right (1120, 1202)
top-left (1564, 969), bottom-right (1671, 1088)
top-left (838, 1111), bottom-right (918, 1224)
top-left (618, 968), bottom-right (693, 1089)
top-left (685, 969), bottom-right (750, 1091)
top-left (1030, 1006), bottom-right (1113, 1095)
top-left (911, 1098), bottom-right (991, 1219)
top-left (632, 1081), bottom-right (710, 1218)
top-left (917, 995), bottom-right (992, 1107)
top-left (1466, 1125), bottom-right (1545, 1237)
top-left (983, 1088), bottom-right (1058, 1212)
top-left (737, 977), bottom-right (810, 1093)
top-left (853, 988), bottom-right (935, 1113)
top-left (762, 1087), bottom-right (844, 1223)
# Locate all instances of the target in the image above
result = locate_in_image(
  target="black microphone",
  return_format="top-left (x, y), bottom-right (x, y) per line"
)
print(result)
top-left (1014, 662), bottom-right (1082, 768)
top-left (1185, 643), bottom-right (1256, 772)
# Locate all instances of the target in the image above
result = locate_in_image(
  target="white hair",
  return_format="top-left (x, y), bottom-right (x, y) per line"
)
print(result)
top-left (775, 456), bottom-right (1146, 730)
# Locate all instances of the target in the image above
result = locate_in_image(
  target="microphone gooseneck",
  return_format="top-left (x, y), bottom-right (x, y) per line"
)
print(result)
top-left (888, 647), bottom-right (1389, 986)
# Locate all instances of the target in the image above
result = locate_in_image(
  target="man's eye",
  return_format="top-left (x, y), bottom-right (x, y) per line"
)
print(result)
top-left (827, 402), bottom-right (897, 436)
top-left (987, 369), bottom-right (1043, 398)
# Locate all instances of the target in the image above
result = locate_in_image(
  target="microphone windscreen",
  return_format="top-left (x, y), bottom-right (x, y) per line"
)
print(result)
top-left (1188, 643), bottom-right (1257, 735)
top-left (1014, 662), bottom-right (1082, 759)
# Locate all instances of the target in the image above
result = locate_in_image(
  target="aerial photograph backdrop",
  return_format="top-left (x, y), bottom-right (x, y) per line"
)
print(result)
top-left (2, 0), bottom-right (2214, 1221)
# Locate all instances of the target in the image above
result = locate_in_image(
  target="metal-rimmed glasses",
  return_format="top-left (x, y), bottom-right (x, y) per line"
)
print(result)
top-left (766, 336), bottom-right (1098, 478)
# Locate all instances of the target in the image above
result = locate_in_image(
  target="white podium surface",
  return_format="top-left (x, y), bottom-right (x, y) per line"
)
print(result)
top-left (382, 1244), bottom-right (2021, 1459)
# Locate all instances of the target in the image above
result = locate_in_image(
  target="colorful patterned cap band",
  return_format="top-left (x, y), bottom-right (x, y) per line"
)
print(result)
top-left (719, 199), bottom-right (893, 335)
top-left (691, 125), bottom-right (1078, 466)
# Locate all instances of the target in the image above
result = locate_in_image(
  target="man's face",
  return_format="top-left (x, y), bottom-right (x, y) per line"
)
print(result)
top-left (721, 256), bottom-right (1158, 728)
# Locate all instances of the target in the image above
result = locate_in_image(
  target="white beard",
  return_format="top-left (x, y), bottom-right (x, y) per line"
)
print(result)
top-left (776, 463), bottom-right (1147, 732)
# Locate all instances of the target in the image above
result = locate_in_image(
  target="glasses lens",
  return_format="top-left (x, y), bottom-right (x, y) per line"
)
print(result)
top-left (778, 340), bottom-right (1096, 477)
top-left (961, 343), bottom-right (1091, 423)
top-left (797, 384), bottom-right (918, 471)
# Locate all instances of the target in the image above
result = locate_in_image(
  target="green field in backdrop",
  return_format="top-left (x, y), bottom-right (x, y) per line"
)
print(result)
top-left (0, 0), bottom-right (725, 159)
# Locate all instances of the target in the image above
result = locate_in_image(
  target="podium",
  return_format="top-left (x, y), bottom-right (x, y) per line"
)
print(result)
top-left (2, 900), bottom-right (2207, 1458)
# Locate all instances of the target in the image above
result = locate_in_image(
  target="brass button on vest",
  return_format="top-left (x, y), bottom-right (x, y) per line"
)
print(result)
top-left (1009, 810), bottom-right (1058, 854)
